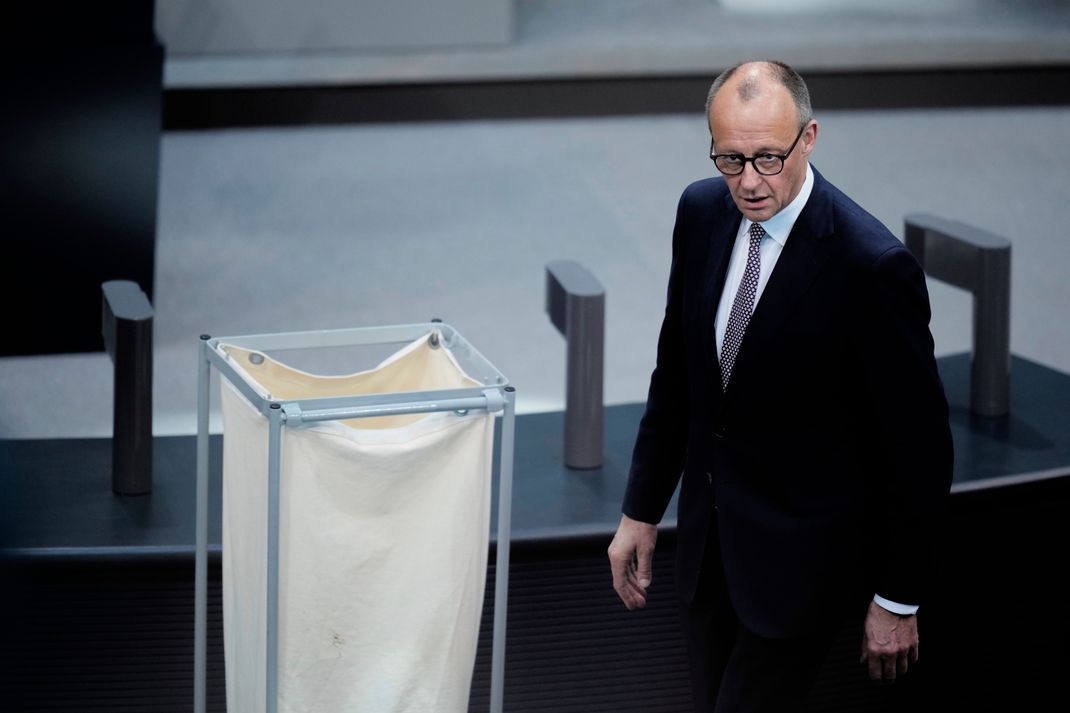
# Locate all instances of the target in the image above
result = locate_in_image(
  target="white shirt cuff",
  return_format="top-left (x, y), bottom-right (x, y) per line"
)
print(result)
top-left (873, 594), bottom-right (919, 616)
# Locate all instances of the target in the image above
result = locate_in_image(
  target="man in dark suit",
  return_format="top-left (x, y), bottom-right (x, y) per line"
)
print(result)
top-left (607, 60), bottom-right (953, 712)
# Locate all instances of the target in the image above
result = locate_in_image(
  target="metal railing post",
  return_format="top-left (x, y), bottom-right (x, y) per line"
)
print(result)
top-left (101, 280), bottom-right (154, 495)
top-left (904, 213), bottom-right (1012, 417)
top-left (266, 403), bottom-right (284, 713)
top-left (490, 385), bottom-right (516, 713)
top-left (194, 335), bottom-right (211, 713)
top-left (545, 260), bottom-right (605, 468)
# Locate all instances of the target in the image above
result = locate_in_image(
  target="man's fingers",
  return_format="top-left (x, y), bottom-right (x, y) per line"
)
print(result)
top-left (621, 583), bottom-right (648, 610)
top-left (609, 553), bottom-right (647, 609)
top-left (610, 561), bottom-right (634, 599)
top-left (866, 653), bottom-right (883, 682)
top-left (881, 654), bottom-right (896, 684)
top-left (897, 650), bottom-right (910, 677)
top-left (634, 549), bottom-right (653, 588)
top-left (624, 559), bottom-right (649, 608)
top-left (615, 574), bottom-right (647, 610)
top-left (862, 643), bottom-right (917, 685)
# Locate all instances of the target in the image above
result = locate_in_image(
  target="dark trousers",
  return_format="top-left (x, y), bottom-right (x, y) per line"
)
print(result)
top-left (679, 538), bottom-right (836, 713)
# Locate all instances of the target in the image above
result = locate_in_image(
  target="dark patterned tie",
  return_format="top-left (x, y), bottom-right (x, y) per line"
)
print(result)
top-left (720, 222), bottom-right (765, 391)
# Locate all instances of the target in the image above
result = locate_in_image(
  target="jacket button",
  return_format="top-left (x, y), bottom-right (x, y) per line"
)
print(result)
top-left (714, 427), bottom-right (725, 439)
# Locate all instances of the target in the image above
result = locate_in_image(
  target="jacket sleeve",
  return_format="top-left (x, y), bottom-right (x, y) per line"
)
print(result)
top-left (621, 186), bottom-right (694, 525)
top-left (859, 243), bottom-right (954, 605)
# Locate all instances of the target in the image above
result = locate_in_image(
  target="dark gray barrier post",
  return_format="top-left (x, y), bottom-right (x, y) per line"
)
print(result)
top-left (904, 214), bottom-right (1011, 417)
top-left (102, 280), bottom-right (154, 494)
top-left (545, 260), bottom-right (605, 469)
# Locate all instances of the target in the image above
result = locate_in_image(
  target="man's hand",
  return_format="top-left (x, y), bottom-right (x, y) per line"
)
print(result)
top-left (860, 600), bottom-right (920, 684)
top-left (608, 514), bottom-right (658, 610)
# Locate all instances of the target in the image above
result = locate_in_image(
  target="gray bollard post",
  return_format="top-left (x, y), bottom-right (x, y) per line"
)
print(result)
top-left (545, 260), bottom-right (604, 469)
top-left (904, 214), bottom-right (1012, 417)
top-left (102, 280), bottom-right (154, 494)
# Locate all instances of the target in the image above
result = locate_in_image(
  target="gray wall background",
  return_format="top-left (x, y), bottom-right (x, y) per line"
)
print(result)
top-left (1, 105), bottom-right (1068, 439)
top-left (155, 0), bottom-right (512, 55)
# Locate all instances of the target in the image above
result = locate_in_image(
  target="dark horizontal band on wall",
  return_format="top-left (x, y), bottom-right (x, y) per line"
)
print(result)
top-left (163, 64), bottom-right (1070, 130)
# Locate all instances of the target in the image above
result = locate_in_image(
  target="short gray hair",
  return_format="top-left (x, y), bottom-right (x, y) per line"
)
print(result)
top-left (705, 60), bottom-right (813, 129)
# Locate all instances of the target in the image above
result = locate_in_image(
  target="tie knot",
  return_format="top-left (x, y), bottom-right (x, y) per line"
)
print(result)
top-left (748, 222), bottom-right (766, 242)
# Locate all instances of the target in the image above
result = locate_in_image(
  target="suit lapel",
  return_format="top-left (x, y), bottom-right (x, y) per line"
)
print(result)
top-left (701, 191), bottom-right (743, 386)
top-left (722, 169), bottom-right (837, 399)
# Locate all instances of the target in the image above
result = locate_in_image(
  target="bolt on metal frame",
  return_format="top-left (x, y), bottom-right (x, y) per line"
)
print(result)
top-left (194, 322), bottom-right (515, 713)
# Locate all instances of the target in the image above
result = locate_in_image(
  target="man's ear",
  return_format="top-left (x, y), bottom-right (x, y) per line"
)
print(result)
top-left (802, 121), bottom-right (819, 157)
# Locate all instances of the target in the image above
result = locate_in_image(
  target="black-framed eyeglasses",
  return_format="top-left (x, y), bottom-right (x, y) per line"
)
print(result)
top-left (709, 123), bottom-right (808, 176)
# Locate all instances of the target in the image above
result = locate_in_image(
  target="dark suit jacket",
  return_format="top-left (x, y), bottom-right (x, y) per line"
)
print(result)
top-left (623, 167), bottom-right (953, 638)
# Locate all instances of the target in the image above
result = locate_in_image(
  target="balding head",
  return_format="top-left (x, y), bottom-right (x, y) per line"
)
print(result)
top-left (705, 61), bottom-right (812, 130)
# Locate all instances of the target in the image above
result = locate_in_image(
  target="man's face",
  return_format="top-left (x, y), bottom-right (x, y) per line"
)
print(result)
top-left (708, 81), bottom-right (817, 223)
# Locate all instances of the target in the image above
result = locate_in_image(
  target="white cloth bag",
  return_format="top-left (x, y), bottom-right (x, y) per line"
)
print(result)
top-left (219, 334), bottom-right (493, 713)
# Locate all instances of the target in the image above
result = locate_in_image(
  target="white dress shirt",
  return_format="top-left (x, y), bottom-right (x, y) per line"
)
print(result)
top-left (713, 163), bottom-right (918, 617)
top-left (715, 163), bottom-right (813, 354)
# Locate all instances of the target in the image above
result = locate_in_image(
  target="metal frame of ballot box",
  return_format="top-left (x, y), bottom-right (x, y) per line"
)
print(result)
top-left (194, 323), bottom-right (516, 713)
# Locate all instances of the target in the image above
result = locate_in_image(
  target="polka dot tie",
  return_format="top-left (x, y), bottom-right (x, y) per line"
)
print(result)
top-left (720, 222), bottom-right (764, 391)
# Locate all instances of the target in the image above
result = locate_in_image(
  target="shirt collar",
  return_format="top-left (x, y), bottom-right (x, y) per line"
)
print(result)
top-left (741, 163), bottom-right (814, 247)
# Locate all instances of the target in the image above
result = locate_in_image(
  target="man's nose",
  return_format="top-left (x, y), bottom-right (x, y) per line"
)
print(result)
top-left (738, 161), bottom-right (763, 190)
